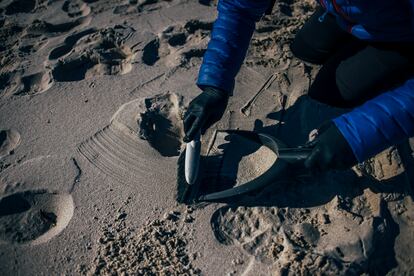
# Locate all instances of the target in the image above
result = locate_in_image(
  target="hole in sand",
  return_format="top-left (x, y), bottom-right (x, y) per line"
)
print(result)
top-left (184, 19), bottom-right (213, 34)
top-left (168, 33), bottom-right (187, 47)
top-left (0, 190), bottom-right (74, 245)
top-left (0, 132), bottom-right (6, 146)
top-left (27, 16), bottom-right (91, 35)
top-left (142, 38), bottom-right (160, 65)
top-left (139, 93), bottom-right (184, 157)
top-left (0, 129), bottom-right (20, 158)
top-left (62, 0), bottom-right (90, 17)
top-left (0, 194), bottom-right (31, 216)
top-left (52, 57), bottom-right (97, 82)
top-left (14, 71), bottom-right (53, 95)
top-left (140, 113), bottom-right (182, 156)
top-left (210, 132), bottom-right (278, 186)
top-left (0, 73), bottom-right (11, 92)
top-left (182, 48), bottom-right (205, 60)
top-left (178, 48), bottom-right (206, 68)
top-left (198, 0), bottom-right (213, 6)
top-left (5, 0), bottom-right (36, 15)
top-left (49, 28), bottom-right (96, 60)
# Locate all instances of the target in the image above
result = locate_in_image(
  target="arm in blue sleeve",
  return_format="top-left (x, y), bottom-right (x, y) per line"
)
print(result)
top-left (197, 0), bottom-right (270, 94)
top-left (333, 78), bottom-right (414, 162)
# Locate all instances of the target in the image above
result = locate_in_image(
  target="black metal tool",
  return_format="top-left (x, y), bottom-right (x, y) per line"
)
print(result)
top-left (176, 130), bottom-right (312, 204)
top-left (197, 130), bottom-right (312, 202)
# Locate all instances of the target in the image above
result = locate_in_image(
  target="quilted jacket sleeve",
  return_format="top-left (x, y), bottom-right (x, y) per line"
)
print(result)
top-left (333, 78), bottom-right (414, 162)
top-left (197, 0), bottom-right (270, 94)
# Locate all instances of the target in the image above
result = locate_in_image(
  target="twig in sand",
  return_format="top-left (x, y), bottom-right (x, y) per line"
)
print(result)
top-left (240, 73), bottom-right (278, 117)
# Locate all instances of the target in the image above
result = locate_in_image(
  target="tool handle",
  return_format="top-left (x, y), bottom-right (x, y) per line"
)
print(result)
top-left (277, 147), bottom-right (313, 161)
top-left (189, 131), bottom-right (201, 146)
top-left (185, 131), bottom-right (201, 185)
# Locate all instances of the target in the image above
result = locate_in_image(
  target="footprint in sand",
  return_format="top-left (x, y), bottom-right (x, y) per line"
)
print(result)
top-left (78, 92), bottom-right (185, 183)
top-left (20, 0), bottom-right (92, 35)
top-left (0, 19), bottom-right (23, 50)
top-left (206, 129), bottom-right (399, 274)
top-left (113, 0), bottom-right (183, 15)
top-left (0, 190), bottom-right (74, 245)
top-left (3, 0), bottom-right (90, 21)
top-left (62, 0), bottom-right (91, 18)
top-left (2, 0), bottom-right (45, 15)
top-left (0, 69), bottom-right (54, 97)
top-left (210, 189), bottom-right (399, 274)
top-left (14, 19), bottom-right (94, 94)
top-left (0, 129), bottom-right (20, 158)
top-left (48, 28), bottom-right (96, 60)
top-left (6, 18), bottom-right (91, 95)
top-left (0, 72), bottom-right (17, 97)
top-left (0, 4), bottom-right (92, 96)
top-left (50, 25), bottom-right (135, 82)
top-left (13, 71), bottom-right (53, 96)
top-left (18, 34), bottom-right (48, 55)
top-left (26, 16), bottom-right (92, 36)
top-left (0, 21), bottom-right (25, 73)
top-left (141, 19), bottom-right (212, 68)
top-left (0, 16), bottom-right (89, 63)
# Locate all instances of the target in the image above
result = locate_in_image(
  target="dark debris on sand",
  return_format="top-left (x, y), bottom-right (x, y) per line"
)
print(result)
top-left (89, 207), bottom-right (200, 276)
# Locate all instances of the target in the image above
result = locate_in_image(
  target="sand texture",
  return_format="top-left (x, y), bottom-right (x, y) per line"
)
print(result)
top-left (0, 0), bottom-right (414, 275)
top-left (224, 135), bottom-right (277, 186)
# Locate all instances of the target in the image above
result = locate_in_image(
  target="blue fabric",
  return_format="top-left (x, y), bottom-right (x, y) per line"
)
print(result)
top-left (319, 0), bottom-right (414, 41)
top-left (197, 0), bottom-right (270, 94)
top-left (198, 0), bottom-right (414, 94)
top-left (198, 0), bottom-right (414, 162)
top-left (334, 79), bottom-right (414, 162)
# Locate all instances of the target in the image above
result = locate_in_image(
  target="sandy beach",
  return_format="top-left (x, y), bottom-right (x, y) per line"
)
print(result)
top-left (1, 0), bottom-right (414, 275)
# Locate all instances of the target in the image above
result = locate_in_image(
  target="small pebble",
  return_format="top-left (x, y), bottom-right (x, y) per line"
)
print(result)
top-left (231, 258), bottom-right (244, 265)
top-left (118, 213), bottom-right (127, 220)
top-left (186, 206), bottom-right (194, 214)
top-left (322, 214), bottom-right (330, 224)
top-left (184, 215), bottom-right (194, 223)
top-left (164, 211), bottom-right (180, 221)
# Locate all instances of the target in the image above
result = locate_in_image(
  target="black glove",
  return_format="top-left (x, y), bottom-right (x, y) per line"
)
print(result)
top-left (183, 87), bottom-right (229, 142)
top-left (304, 121), bottom-right (358, 171)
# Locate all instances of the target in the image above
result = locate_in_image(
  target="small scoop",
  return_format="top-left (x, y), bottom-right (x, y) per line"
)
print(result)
top-left (184, 131), bottom-right (201, 185)
top-left (197, 130), bottom-right (312, 202)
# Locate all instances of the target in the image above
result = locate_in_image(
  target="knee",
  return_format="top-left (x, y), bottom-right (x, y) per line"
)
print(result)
top-left (290, 33), bottom-right (325, 65)
top-left (307, 64), bottom-right (360, 108)
top-left (335, 65), bottom-right (364, 104)
top-left (335, 74), bottom-right (354, 103)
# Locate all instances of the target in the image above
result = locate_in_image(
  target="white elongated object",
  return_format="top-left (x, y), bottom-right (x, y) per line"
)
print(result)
top-left (185, 132), bottom-right (201, 185)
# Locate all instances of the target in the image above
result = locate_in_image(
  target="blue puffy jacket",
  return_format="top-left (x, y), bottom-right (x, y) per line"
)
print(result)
top-left (319, 0), bottom-right (414, 41)
top-left (197, 0), bottom-right (414, 162)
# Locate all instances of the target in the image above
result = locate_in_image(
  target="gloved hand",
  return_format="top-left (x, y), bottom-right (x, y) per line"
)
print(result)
top-left (183, 86), bottom-right (229, 142)
top-left (304, 121), bottom-right (358, 171)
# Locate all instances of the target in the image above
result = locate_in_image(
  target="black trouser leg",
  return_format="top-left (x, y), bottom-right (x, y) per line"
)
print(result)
top-left (290, 6), bottom-right (354, 65)
top-left (291, 7), bottom-right (414, 108)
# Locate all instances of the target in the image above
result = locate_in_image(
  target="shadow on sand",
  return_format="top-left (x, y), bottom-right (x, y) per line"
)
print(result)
top-left (200, 96), bottom-right (411, 206)
top-left (198, 95), bottom-right (411, 274)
